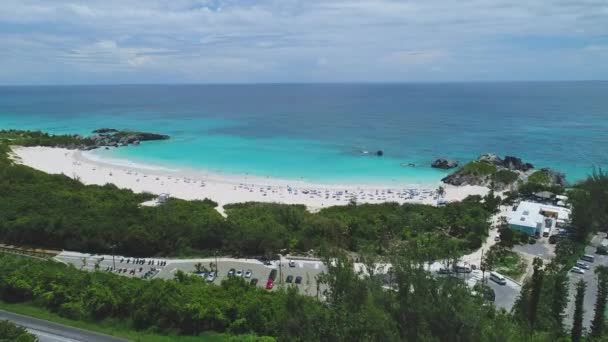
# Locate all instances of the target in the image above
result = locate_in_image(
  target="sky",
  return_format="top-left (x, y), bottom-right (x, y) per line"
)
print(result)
top-left (1, 0), bottom-right (607, 84)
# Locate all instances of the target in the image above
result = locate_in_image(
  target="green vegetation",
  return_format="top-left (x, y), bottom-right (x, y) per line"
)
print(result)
top-left (484, 247), bottom-right (527, 280)
top-left (4, 130), bottom-right (608, 341)
top-left (0, 302), bottom-right (249, 342)
top-left (569, 167), bottom-right (608, 243)
top-left (0, 250), bottom-right (538, 341)
top-left (460, 161), bottom-right (497, 176)
top-left (0, 319), bottom-right (37, 342)
top-left (527, 170), bottom-right (552, 185)
top-left (0, 130), bottom-right (94, 148)
top-left (493, 169), bottom-right (519, 185)
top-left (0, 137), bottom-right (492, 258)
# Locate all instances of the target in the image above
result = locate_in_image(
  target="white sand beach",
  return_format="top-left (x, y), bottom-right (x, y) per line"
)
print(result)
top-left (10, 146), bottom-right (489, 213)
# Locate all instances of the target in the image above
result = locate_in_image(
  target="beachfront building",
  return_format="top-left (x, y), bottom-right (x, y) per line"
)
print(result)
top-left (507, 201), bottom-right (571, 236)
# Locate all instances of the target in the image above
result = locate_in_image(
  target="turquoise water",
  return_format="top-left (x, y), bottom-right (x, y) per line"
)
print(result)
top-left (1, 83), bottom-right (607, 184)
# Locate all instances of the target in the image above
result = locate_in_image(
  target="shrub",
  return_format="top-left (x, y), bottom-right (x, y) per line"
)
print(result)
top-left (494, 170), bottom-right (519, 185)
top-left (528, 170), bottom-right (552, 185)
top-left (461, 161), bottom-right (497, 176)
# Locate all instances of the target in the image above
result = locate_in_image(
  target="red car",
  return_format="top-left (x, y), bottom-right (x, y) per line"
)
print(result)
top-left (265, 279), bottom-right (274, 290)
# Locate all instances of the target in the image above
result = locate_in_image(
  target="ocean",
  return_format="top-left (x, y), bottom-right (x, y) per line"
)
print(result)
top-left (1, 82), bottom-right (607, 184)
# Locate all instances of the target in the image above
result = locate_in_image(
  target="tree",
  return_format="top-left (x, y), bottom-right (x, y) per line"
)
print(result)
top-left (527, 258), bottom-right (544, 330)
top-left (571, 280), bottom-right (587, 342)
top-left (590, 266), bottom-right (608, 337)
top-left (550, 271), bottom-right (568, 332)
top-left (499, 226), bottom-right (515, 248)
top-left (0, 320), bottom-right (38, 342)
top-left (436, 186), bottom-right (445, 198)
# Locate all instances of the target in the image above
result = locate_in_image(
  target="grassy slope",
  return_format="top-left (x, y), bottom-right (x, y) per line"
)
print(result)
top-left (494, 249), bottom-right (527, 280)
top-left (0, 301), bottom-right (263, 342)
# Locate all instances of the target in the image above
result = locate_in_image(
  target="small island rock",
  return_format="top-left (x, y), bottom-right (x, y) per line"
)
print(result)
top-left (431, 158), bottom-right (459, 169)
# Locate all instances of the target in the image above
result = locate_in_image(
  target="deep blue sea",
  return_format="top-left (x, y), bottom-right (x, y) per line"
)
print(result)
top-left (1, 82), bottom-right (607, 184)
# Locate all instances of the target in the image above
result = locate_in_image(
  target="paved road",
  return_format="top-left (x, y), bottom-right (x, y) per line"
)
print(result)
top-left (0, 310), bottom-right (128, 342)
top-left (564, 233), bottom-right (608, 330)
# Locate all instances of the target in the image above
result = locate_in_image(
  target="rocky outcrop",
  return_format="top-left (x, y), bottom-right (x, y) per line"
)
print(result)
top-left (92, 128), bottom-right (119, 134)
top-left (441, 153), bottom-right (564, 190)
top-left (478, 153), bottom-right (502, 165)
top-left (87, 130), bottom-right (169, 149)
top-left (441, 169), bottom-right (492, 186)
top-left (543, 168), bottom-right (568, 187)
top-left (502, 156), bottom-right (534, 172)
top-left (476, 154), bottom-right (533, 172)
top-left (431, 158), bottom-right (459, 169)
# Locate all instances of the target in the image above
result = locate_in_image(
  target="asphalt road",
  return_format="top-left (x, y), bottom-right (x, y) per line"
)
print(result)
top-left (564, 239), bottom-right (608, 330)
top-left (0, 310), bottom-right (128, 342)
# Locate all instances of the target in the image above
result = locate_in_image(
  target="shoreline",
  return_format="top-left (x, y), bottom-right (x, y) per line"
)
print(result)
top-left (10, 146), bottom-right (490, 212)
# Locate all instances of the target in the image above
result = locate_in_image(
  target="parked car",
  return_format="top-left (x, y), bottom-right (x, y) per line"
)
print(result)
top-left (266, 279), bottom-right (274, 290)
top-left (295, 276), bottom-right (302, 284)
top-left (228, 268), bottom-right (236, 277)
top-left (576, 261), bottom-right (590, 270)
top-left (570, 267), bottom-right (585, 274)
top-left (236, 269), bottom-right (243, 277)
top-left (245, 270), bottom-right (252, 278)
top-left (250, 278), bottom-right (258, 286)
top-left (288, 260), bottom-right (296, 267)
top-left (549, 235), bottom-right (559, 244)
top-left (437, 268), bottom-right (451, 275)
top-left (207, 272), bottom-right (216, 282)
top-left (269, 269), bottom-right (277, 281)
top-left (286, 275), bottom-right (294, 283)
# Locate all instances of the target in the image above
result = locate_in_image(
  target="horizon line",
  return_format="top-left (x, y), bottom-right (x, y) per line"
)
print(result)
top-left (1, 79), bottom-right (607, 87)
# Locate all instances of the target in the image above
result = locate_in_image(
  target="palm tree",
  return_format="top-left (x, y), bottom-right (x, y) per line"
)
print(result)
top-left (437, 186), bottom-right (445, 198)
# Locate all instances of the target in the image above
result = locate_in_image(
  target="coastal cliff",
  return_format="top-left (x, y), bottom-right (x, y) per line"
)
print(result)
top-left (1, 129), bottom-right (169, 150)
top-left (442, 153), bottom-right (567, 190)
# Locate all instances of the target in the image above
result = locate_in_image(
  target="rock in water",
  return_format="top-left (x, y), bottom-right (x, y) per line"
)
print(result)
top-left (376, 150), bottom-right (384, 156)
top-left (431, 158), bottom-right (459, 169)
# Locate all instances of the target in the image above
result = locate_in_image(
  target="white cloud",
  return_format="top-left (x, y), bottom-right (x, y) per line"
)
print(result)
top-left (382, 50), bottom-right (447, 66)
top-left (0, 0), bottom-right (607, 83)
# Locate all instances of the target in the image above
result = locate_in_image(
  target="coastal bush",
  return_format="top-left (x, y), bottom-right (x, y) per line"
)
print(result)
top-left (0, 319), bottom-right (38, 342)
top-left (494, 169), bottom-right (519, 185)
top-left (0, 141), bottom-right (492, 259)
top-left (0, 251), bottom-right (527, 341)
top-left (0, 130), bottom-right (94, 148)
top-left (528, 170), bottom-right (552, 185)
top-left (460, 161), bottom-right (497, 176)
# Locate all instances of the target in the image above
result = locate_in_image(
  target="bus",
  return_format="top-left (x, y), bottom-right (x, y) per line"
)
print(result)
top-left (581, 254), bottom-right (595, 263)
top-left (490, 272), bottom-right (507, 285)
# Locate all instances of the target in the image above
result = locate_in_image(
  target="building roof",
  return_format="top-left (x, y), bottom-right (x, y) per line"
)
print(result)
top-left (507, 201), bottom-right (571, 229)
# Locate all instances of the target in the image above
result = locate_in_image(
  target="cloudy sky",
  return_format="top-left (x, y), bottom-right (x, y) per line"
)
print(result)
top-left (1, 0), bottom-right (607, 84)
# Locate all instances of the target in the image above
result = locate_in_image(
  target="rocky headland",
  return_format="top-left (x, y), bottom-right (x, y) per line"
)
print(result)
top-left (441, 153), bottom-right (567, 190)
top-left (0, 128), bottom-right (169, 151)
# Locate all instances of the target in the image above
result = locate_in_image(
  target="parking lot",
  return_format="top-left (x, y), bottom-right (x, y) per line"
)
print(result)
top-left (55, 252), bottom-right (329, 297)
top-left (512, 236), bottom-right (556, 261)
top-left (564, 234), bottom-right (608, 329)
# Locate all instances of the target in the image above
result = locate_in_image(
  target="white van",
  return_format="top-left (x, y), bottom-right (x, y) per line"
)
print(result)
top-left (490, 272), bottom-right (507, 285)
top-left (454, 264), bottom-right (471, 273)
top-left (542, 227), bottom-right (551, 237)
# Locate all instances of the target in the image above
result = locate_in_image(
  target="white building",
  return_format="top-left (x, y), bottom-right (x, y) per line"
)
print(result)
top-left (507, 201), bottom-right (571, 236)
